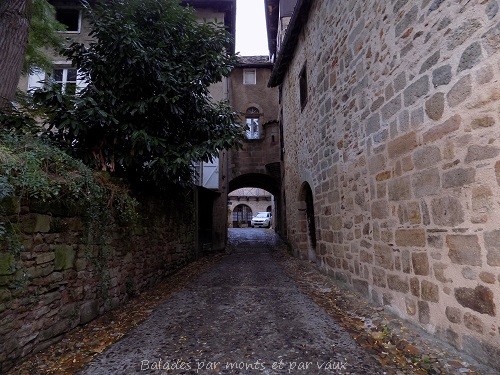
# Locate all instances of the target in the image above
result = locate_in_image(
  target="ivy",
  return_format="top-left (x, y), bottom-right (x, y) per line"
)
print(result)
top-left (0, 133), bottom-right (138, 251)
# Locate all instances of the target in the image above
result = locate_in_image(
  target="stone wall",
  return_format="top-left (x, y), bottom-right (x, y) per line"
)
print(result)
top-left (279, 0), bottom-right (500, 369)
top-left (0, 194), bottom-right (196, 371)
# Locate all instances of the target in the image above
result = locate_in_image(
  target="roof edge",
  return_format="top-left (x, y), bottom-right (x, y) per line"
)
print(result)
top-left (268, 0), bottom-right (314, 87)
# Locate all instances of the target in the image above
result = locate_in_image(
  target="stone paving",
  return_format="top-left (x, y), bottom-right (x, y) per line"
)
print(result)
top-left (79, 229), bottom-right (384, 374)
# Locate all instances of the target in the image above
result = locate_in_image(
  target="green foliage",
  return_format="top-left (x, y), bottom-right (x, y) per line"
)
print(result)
top-left (0, 133), bottom-right (138, 229)
top-left (24, 0), bottom-right (66, 74)
top-left (33, 0), bottom-right (243, 190)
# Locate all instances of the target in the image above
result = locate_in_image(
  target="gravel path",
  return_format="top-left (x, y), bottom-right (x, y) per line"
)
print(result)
top-left (79, 229), bottom-right (384, 374)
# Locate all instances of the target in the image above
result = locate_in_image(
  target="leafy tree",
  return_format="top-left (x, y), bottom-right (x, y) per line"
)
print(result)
top-left (23, 0), bottom-right (66, 74)
top-left (34, 0), bottom-right (242, 190)
top-left (0, 0), bottom-right (64, 109)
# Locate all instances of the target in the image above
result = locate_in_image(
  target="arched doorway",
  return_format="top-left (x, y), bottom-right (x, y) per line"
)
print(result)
top-left (232, 204), bottom-right (253, 228)
top-left (298, 182), bottom-right (317, 262)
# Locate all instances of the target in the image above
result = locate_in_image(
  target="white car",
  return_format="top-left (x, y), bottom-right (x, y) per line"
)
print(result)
top-left (251, 212), bottom-right (272, 228)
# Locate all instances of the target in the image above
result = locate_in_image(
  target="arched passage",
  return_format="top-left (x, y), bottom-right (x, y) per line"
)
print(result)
top-left (228, 173), bottom-right (283, 234)
top-left (298, 182), bottom-right (317, 262)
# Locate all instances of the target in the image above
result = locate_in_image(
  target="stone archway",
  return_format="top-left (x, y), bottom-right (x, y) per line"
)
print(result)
top-left (298, 182), bottom-right (317, 262)
top-left (228, 173), bottom-right (282, 233)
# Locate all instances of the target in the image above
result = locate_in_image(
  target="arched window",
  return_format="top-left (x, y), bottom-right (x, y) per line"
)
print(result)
top-left (245, 107), bottom-right (260, 139)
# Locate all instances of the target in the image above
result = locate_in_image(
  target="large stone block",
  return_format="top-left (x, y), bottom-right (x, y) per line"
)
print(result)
top-left (445, 306), bottom-right (462, 323)
top-left (447, 74), bottom-right (472, 107)
top-left (397, 201), bottom-right (421, 225)
top-left (482, 21), bottom-right (500, 55)
top-left (374, 244), bottom-right (394, 270)
top-left (447, 19), bottom-right (482, 50)
top-left (372, 267), bottom-right (386, 287)
top-left (387, 274), bottom-right (409, 293)
top-left (412, 168), bottom-right (440, 198)
top-left (419, 51), bottom-right (440, 74)
top-left (458, 42), bottom-right (482, 73)
top-left (431, 196), bottom-right (464, 226)
top-left (412, 252), bottom-right (429, 276)
top-left (446, 235), bottom-right (481, 266)
top-left (388, 176), bottom-right (411, 201)
top-left (80, 300), bottom-right (99, 325)
top-left (0, 253), bottom-right (15, 276)
top-left (442, 167), bottom-right (475, 188)
top-left (422, 114), bottom-right (461, 144)
top-left (463, 312), bottom-right (484, 333)
top-left (388, 131), bottom-right (418, 159)
top-left (432, 65), bottom-right (452, 88)
top-left (404, 76), bottom-right (429, 107)
top-left (421, 280), bottom-right (439, 302)
top-left (381, 94), bottom-right (402, 120)
top-left (395, 228), bottom-right (426, 247)
top-left (418, 300), bottom-right (430, 324)
top-left (455, 285), bottom-right (496, 316)
top-left (425, 92), bottom-right (445, 120)
top-left (371, 200), bottom-right (389, 219)
top-left (54, 245), bottom-right (76, 271)
top-left (464, 144), bottom-right (499, 163)
top-left (36, 252), bottom-right (55, 265)
top-left (413, 146), bottom-right (441, 170)
top-left (484, 230), bottom-right (500, 266)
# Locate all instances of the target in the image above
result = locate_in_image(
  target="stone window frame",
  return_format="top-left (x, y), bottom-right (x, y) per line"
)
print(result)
top-left (245, 106), bottom-right (261, 139)
top-left (243, 68), bottom-right (257, 85)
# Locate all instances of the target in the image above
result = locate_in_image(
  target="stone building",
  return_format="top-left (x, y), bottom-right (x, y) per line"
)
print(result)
top-left (267, 0), bottom-right (500, 369)
top-left (228, 187), bottom-right (273, 227)
top-left (227, 56), bottom-right (283, 233)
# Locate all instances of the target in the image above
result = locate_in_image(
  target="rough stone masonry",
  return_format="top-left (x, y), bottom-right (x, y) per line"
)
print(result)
top-left (277, 0), bottom-right (500, 370)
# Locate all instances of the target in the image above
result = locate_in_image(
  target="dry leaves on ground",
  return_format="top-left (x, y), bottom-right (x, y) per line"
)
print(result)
top-left (272, 246), bottom-right (483, 375)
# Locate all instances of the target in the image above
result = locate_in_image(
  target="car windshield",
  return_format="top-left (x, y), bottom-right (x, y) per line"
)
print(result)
top-left (255, 212), bottom-right (269, 218)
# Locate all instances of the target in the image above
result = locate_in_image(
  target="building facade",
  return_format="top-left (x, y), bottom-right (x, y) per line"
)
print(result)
top-left (18, 0), bottom-right (236, 253)
top-left (227, 56), bottom-right (283, 233)
top-left (228, 187), bottom-right (273, 228)
top-left (269, 0), bottom-right (500, 369)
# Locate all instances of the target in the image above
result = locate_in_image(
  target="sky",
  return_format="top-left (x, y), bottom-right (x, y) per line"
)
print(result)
top-left (235, 0), bottom-right (269, 56)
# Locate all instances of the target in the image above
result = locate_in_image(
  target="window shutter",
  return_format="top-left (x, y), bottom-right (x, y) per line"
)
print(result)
top-left (27, 69), bottom-right (46, 91)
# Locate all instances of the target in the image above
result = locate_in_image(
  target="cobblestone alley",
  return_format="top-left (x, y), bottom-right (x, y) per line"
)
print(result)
top-left (13, 229), bottom-right (495, 375)
top-left (78, 229), bottom-right (384, 374)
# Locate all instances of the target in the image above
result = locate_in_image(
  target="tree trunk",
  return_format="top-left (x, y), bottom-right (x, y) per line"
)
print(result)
top-left (0, 0), bottom-right (30, 109)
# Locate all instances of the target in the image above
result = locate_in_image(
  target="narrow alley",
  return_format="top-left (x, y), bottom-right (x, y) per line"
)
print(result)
top-left (11, 230), bottom-right (494, 375)
top-left (78, 229), bottom-right (383, 374)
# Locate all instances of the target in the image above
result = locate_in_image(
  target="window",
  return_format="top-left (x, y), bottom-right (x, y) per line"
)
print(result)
top-left (245, 107), bottom-right (260, 139)
top-left (243, 69), bottom-right (256, 85)
top-left (53, 68), bottom-right (78, 95)
top-left (56, 8), bottom-right (81, 32)
top-left (299, 64), bottom-right (308, 110)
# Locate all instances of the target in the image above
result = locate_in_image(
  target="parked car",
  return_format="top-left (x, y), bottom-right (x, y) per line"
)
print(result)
top-left (251, 212), bottom-right (272, 228)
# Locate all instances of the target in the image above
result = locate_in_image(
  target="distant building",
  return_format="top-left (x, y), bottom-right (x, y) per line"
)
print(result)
top-left (228, 187), bottom-right (273, 227)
